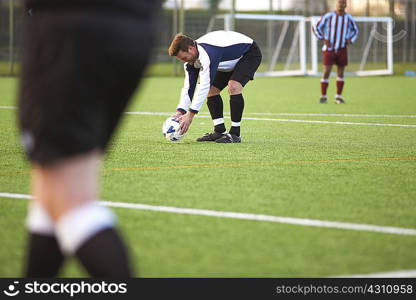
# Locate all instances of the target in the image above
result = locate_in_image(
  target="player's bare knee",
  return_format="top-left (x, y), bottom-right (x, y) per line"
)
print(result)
top-left (323, 67), bottom-right (331, 79)
top-left (227, 81), bottom-right (243, 95)
top-left (208, 86), bottom-right (221, 98)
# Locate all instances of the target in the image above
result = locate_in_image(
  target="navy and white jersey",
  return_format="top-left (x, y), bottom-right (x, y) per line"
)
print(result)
top-left (313, 12), bottom-right (359, 51)
top-left (177, 31), bottom-right (253, 113)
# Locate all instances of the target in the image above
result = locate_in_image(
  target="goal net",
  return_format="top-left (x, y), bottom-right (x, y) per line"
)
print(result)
top-left (208, 14), bottom-right (393, 77)
top-left (308, 16), bottom-right (394, 76)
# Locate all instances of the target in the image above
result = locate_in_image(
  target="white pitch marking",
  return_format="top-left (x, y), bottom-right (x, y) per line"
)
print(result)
top-left (125, 112), bottom-right (416, 128)
top-left (2, 192), bottom-right (416, 236)
top-left (333, 270), bottom-right (416, 278)
top-left (125, 111), bottom-right (416, 118)
top-left (2, 106), bottom-right (416, 122)
top-left (242, 112), bottom-right (416, 118)
top-left (242, 117), bottom-right (416, 128)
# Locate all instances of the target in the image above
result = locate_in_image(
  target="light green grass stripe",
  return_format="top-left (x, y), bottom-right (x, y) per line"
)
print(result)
top-left (2, 192), bottom-right (416, 236)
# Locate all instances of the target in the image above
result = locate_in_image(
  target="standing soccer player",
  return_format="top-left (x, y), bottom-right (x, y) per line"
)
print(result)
top-left (19, 0), bottom-right (160, 277)
top-left (313, 0), bottom-right (359, 104)
top-left (168, 31), bottom-right (262, 143)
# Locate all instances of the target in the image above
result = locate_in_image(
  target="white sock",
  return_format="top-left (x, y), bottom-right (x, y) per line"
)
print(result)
top-left (26, 202), bottom-right (55, 236)
top-left (55, 202), bottom-right (115, 255)
top-left (213, 118), bottom-right (224, 126)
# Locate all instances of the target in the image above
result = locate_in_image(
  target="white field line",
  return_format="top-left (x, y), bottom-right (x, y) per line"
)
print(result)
top-left (2, 192), bottom-right (416, 237)
top-left (125, 112), bottom-right (416, 128)
top-left (3, 193), bottom-right (416, 278)
top-left (333, 270), bottom-right (416, 278)
top-left (238, 113), bottom-right (416, 118)
top-left (2, 106), bottom-right (416, 118)
top-left (242, 117), bottom-right (416, 127)
top-left (2, 106), bottom-right (416, 126)
top-left (125, 111), bottom-right (416, 118)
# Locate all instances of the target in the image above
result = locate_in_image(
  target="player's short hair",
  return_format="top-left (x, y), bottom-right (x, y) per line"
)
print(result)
top-left (168, 33), bottom-right (195, 56)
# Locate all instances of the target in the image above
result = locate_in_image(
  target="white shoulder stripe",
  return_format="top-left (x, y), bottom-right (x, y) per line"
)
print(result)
top-left (196, 31), bottom-right (253, 47)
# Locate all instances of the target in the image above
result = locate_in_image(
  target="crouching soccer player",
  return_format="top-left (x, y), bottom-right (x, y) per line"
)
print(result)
top-left (313, 0), bottom-right (359, 104)
top-left (169, 31), bottom-right (262, 143)
top-left (19, 0), bottom-right (160, 277)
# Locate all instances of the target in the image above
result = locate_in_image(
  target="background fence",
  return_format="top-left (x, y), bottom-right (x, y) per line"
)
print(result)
top-left (0, 0), bottom-right (415, 76)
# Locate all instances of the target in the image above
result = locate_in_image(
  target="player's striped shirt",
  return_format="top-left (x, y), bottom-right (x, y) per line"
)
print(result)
top-left (313, 11), bottom-right (359, 51)
top-left (177, 30), bottom-right (253, 113)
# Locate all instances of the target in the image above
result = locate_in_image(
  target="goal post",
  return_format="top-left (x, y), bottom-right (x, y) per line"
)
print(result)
top-left (308, 16), bottom-right (394, 76)
top-left (208, 13), bottom-right (307, 77)
top-left (208, 14), bottom-right (394, 77)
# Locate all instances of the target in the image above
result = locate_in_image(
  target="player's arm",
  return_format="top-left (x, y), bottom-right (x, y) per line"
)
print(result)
top-left (313, 14), bottom-right (328, 41)
top-left (173, 63), bottom-right (199, 118)
top-left (178, 51), bottom-right (218, 134)
top-left (314, 13), bottom-right (332, 48)
top-left (347, 15), bottom-right (359, 45)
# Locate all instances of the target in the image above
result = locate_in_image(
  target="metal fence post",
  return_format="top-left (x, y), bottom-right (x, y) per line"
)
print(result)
top-left (9, 0), bottom-right (15, 75)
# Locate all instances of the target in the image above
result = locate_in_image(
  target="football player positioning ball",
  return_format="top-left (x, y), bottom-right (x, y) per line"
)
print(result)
top-left (168, 31), bottom-right (262, 143)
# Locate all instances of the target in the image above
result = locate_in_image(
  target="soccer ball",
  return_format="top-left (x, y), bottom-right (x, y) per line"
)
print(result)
top-left (162, 117), bottom-right (184, 142)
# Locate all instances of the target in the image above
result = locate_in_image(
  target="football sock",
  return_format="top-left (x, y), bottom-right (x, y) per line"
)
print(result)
top-left (229, 94), bottom-right (244, 137)
top-left (25, 202), bottom-right (65, 277)
top-left (76, 228), bottom-right (132, 277)
top-left (321, 79), bottom-right (329, 97)
top-left (336, 77), bottom-right (344, 96)
top-left (55, 202), bottom-right (132, 277)
top-left (207, 95), bottom-right (226, 133)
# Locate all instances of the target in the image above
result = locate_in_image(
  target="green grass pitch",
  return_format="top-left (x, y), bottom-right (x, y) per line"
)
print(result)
top-left (0, 75), bottom-right (415, 277)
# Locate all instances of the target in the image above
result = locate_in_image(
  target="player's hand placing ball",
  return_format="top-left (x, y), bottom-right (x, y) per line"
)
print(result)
top-left (177, 111), bottom-right (196, 134)
top-left (171, 110), bottom-right (185, 120)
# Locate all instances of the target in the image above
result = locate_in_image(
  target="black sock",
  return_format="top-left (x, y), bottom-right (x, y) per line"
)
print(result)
top-left (229, 94), bottom-right (244, 136)
top-left (207, 95), bottom-right (226, 133)
top-left (25, 233), bottom-right (65, 277)
top-left (75, 228), bottom-right (132, 277)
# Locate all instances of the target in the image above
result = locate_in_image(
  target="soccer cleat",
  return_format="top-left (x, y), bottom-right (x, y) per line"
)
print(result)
top-left (319, 97), bottom-right (327, 104)
top-left (215, 133), bottom-right (241, 143)
top-left (196, 131), bottom-right (224, 142)
top-left (335, 96), bottom-right (345, 104)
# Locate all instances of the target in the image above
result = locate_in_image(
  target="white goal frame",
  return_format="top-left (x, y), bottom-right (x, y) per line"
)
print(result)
top-left (207, 13), bottom-right (307, 77)
top-left (308, 16), bottom-right (394, 76)
top-left (208, 14), bottom-right (394, 77)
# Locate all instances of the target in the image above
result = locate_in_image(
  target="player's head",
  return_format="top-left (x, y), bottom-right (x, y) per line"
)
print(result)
top-left (336, 0), bottom-right (347, 13)
top-left (168, 33), bottom-right (198, 64)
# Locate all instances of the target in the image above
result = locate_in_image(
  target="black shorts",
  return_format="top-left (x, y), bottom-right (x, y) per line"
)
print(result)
top-left (212, 41), bottom-right (262, 91)
top-left (18, 2), bottom-right (160, 166)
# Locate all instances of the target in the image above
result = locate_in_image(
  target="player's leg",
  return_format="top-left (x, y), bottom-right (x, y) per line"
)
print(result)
top-left (32, 151), bottom-right (132, 277)
top-left (19, 1), bottom-right (160, 277)
top-left (216, 42), bottom-right (262, 143)
top-left (335, 48), bottom-right (348, 104)
top-left (207, 86), bottom-right (226, 134)
top-left (25, 200), bottom-right (64, 277)
top-left (335, 66), bottom-right (345, 103)
top-left (197, 72), bottom-right (231, 141)
top-left (227, 80), bottom-right (244, 138)
top-left (320, 50), bottom-right (335, 103)
top-left (320, 64), bottom-right (332, 103)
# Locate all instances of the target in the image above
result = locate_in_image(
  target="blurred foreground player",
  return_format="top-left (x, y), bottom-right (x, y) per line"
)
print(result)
top-left (19, 0), bottom-right (160, 277)
top-left (313, 0), bottom-right (358, 104)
